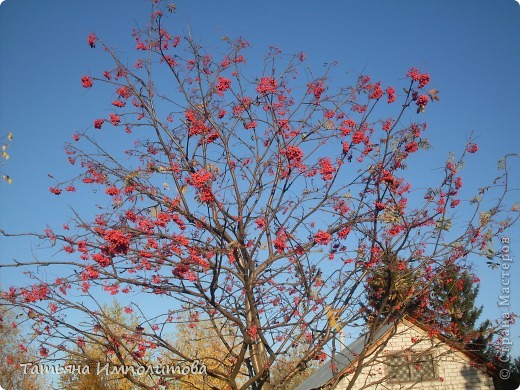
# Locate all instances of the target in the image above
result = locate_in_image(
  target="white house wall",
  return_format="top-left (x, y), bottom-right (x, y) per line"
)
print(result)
top-left (335, 320), bottom-right (495, 390)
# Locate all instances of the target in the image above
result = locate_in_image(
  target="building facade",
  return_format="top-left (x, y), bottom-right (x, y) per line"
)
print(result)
top-left (298, 318), bottom-right (497, 390)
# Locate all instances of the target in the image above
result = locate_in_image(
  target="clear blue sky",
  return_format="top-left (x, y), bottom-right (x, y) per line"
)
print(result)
top-left (1, 0), bottom-right (519, 355)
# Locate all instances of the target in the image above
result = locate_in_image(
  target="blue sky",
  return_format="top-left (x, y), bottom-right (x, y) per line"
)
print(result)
top-left (1, 0), bottom-right (519, 356)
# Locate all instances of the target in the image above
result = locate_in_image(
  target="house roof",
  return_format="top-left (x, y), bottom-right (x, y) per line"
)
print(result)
top-left (296, 317), bottom-right (497, 390)
top-left (295, 322), bottom-right (394, 390)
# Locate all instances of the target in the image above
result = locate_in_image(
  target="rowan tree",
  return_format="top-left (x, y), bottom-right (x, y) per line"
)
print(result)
top-left (1, 2), bottom-right (518, 389)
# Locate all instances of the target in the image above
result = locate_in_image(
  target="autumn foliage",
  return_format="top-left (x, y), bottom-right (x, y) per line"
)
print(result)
top-left (0, 2), bottom-right (518, 389)
top-left (1, 131), bottom-right (13, 185)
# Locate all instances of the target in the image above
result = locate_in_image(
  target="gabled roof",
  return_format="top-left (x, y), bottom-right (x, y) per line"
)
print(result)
top-left (296, 317), bottom-right (497, 390)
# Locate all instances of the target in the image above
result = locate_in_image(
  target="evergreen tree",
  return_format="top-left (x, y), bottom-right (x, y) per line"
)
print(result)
top-left (364, 259), bottom-right (494, 353)
top-left (494, 357), bottom-right (520, 390)
top-left (427, 262), bottom-right (492, 349)
top-left (362, 251), bottom-right (421, 322)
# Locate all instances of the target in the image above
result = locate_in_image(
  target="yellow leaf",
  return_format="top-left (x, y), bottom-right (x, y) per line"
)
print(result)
top-left (323, 120), bottom-right (335, 130)
top-left (325, 306), bottom-right (342, 332)
top-left (479, 211), bottom-right (491, 226)
top-left (512, 202), bottom-right (519, 212)
top-left (428, 89), bottom-right (440, 102)
top-left (7, 132), bottom-right (13, 141)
